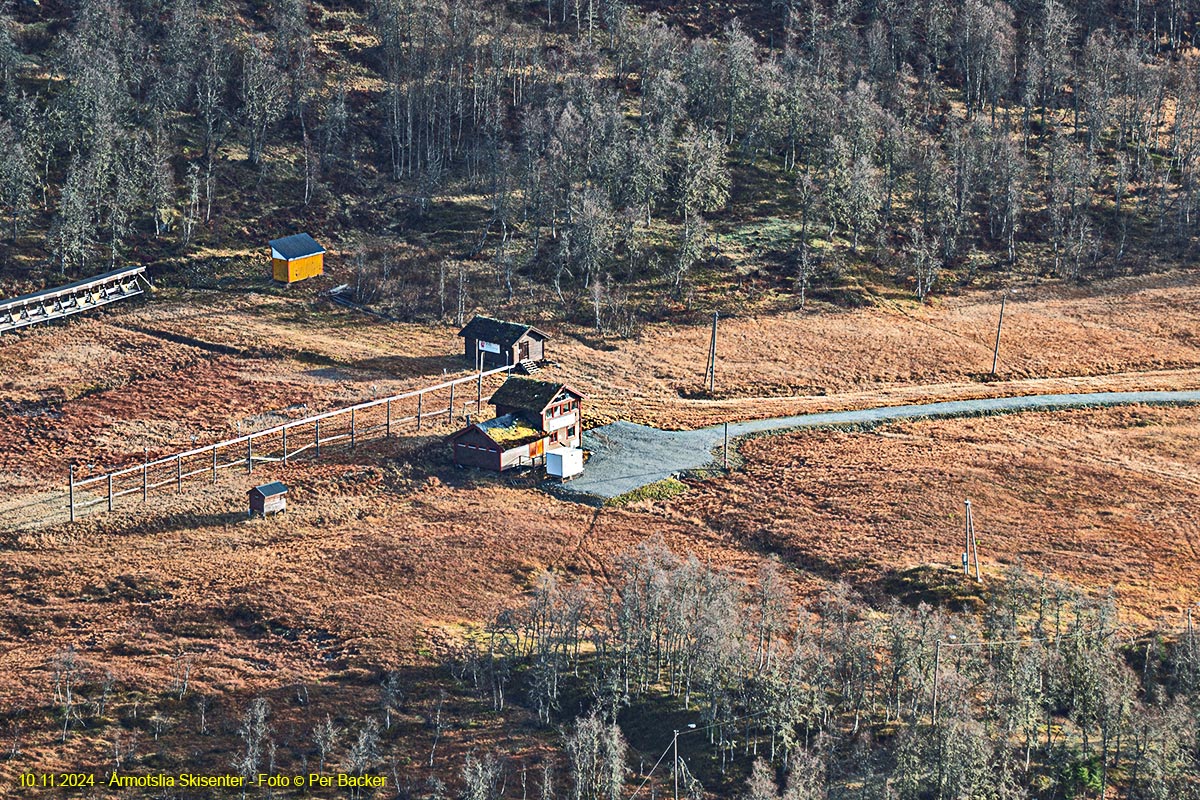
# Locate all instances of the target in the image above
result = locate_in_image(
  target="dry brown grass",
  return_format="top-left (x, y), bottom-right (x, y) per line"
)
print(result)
top-left (2, 403), bottom-right (1196, 711)
top-left (0, 456), bottom-right (761, 703)
top-left (1, 269), bottom-right (1199, 708)
top-left (551, 269), bottom-right (1200, 427)
top-left (675, 405), bottom-right (1200, 626)
top-left (4, 269), bottom-right (1198, 490)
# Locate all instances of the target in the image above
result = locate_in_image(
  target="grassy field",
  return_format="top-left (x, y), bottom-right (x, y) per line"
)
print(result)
top-left (3, 267), bottom-right (1198, 491)
top-left (1, 269), bottom-right (1199, 791)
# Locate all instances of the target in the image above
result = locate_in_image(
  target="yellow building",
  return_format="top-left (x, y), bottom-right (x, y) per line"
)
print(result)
top-left (269, 233), bottom-right (325, 283)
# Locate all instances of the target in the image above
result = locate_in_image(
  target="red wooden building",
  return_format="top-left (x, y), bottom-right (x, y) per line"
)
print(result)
top-left (448, 377), bottom-right (583, 471)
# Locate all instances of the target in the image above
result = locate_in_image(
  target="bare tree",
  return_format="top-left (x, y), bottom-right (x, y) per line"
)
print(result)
top-left (234, 697), bottom-right (271, 782)
top-left (239, 34), bottom-right (286, 168)
top-left (52, 647), bottom-right (83, 743)
top-left (565, 711), bottom-right (626, 800)
top-left (313, 715), bottom-right (340, 773)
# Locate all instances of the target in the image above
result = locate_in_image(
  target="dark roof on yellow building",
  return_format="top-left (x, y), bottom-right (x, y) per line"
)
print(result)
top-left (269, 233), bottom-right (324, 260)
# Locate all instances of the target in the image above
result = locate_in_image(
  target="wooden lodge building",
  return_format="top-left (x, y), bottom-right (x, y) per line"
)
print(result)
top-left (270, 233), bottom-right (325, 284)
top-left (448, 377), bottom-right (583, 471)
top-left (458, 315), bottom-right (549, 371)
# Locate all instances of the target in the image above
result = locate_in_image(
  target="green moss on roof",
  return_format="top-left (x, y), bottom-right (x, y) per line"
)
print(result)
top-left (479, 413), bottom-right (542, 446)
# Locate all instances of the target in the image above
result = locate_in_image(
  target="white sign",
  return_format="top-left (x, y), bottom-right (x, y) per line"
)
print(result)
top-left (546, 411), bottom-right (578, 432)
top-left (478, 340), bottom-right (501, 354)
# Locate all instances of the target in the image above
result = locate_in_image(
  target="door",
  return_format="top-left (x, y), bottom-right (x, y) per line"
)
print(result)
top-left (519, 339), bottom-right (530, 361)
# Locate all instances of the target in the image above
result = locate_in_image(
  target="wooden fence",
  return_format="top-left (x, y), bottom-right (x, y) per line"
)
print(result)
top-left (67, 364), bottom-right (514, 522)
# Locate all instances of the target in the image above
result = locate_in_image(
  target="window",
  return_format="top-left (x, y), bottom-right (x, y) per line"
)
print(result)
top-left (568, 426), bottom-right (576, 438)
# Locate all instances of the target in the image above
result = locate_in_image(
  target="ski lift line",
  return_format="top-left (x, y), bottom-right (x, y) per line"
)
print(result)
top-left (0, 266), bottom-right (149, 334)
top-left (628, 740), bottom-right (675, 800)
top-left (0, 266), bottom-right (147, 311)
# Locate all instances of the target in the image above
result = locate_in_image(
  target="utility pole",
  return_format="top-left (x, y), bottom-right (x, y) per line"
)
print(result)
top-left (991, 292), bottom-right (1007, 376)
top-left (673, 730), bottom-right (679, 800)
top-left (671, 723), bottom-right (695, 799)
top-left (963, 500), bottom-right (970, 577)
top-left (704, 312), bottom-right (718, 394)
top-left (964, 499), bottom-right (981, 581)
top-left (971, 504), bottom-right (981, 582)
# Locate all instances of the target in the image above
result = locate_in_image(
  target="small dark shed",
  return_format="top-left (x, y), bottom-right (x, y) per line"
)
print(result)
top-left (458, 315), bottom-right (549, 370)
top-left (248, 481), bottom-right (288, 518)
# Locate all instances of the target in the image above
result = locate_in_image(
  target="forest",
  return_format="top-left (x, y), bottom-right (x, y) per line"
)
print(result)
top-left (2, 0), bottom-right (1200, 327)
top-left (19, 543), bottom-right (1200, 799)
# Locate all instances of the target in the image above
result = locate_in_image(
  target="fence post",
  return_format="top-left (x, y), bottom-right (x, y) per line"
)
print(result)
top-left (247, 437), bottom-right (253, 474)
top-left (282, 426), bottom-right (288, 465)
top-left (448, 384), bottom-right (455, 423)
top-left (315, 420), bottom-right (321, 458)
top-left (69, 465), bottom-right (75, 523)
top-left (351, 408), bottom-right (356, 449)
top-left (477, 369), bottom-right (483, 410)
top-left (212, 446), bottom-right (217, 484)
top-left (107, 472), bottom-right (113, 512)
top-left (143, 448), bottom-right (148, 502)
top-left (417, 393), bottom-right (423, 431)
top-left (386, 400), bottom-right (391, 438)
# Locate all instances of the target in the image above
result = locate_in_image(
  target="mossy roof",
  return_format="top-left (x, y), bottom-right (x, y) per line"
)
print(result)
top-left (478, 413), bottom-right (544, 447)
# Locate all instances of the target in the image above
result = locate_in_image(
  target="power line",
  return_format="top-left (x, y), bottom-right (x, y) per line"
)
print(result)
top-left (628, 707), bottom-right (772, 799)
top-left (629, 738), bottom-right (674, 800)
top-left (940, 634), bottom-right (1057, 648)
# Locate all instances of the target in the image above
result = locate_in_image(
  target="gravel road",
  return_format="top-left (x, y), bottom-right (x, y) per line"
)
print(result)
top-left (562, 390), bottom-right (1200, 501)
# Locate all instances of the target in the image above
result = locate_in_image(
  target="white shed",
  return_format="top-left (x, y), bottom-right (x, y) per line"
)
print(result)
top-left (547, 447), bottom-right (584, 481)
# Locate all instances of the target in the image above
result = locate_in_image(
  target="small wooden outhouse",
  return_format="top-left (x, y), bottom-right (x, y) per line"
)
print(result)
top-left (249, 481), bottom-right (288, 517)
top-left (269, 233), bottom-right (325, 283)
